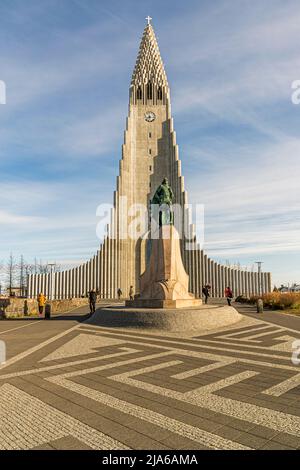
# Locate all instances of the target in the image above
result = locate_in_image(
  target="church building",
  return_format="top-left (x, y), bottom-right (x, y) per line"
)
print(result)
top-left (27, 19), bottom-right (271, 299)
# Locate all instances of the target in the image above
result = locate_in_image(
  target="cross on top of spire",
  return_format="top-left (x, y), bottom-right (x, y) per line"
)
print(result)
top-left (145, 15), bottom-right (152, 25)
top-left (131, 18), bottom-right (169, 89)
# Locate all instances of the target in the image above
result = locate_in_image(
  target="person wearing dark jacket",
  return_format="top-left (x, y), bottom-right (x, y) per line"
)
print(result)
top-left (202, 285), bottom-right (210, 304)
top-left (117, 288), bottom-right (123, 300)
top-left (129, 286), bottom-right (134, 301)
top-left (88, 289), bottom-right (97, 314)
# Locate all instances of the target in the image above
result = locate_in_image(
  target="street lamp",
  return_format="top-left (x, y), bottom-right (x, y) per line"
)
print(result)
top-left (255, 261), bottom-right (263, 296)
top-left (47, 263), bottom-right (56, 301)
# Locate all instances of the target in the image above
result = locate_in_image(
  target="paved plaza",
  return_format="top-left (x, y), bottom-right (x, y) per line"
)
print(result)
top-left (0, 304), bottom-right (300, 450)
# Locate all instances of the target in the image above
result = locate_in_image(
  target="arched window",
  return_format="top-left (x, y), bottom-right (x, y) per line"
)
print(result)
top-left (147, 82), bottom-right (153, 100)
top-left (157, 87), bottom-right (163, 100)
top-left (136, 86), bottom-right (142, 100)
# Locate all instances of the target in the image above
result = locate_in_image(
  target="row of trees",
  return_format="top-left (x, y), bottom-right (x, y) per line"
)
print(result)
top-left (0, 254), bottom-right (61, 297)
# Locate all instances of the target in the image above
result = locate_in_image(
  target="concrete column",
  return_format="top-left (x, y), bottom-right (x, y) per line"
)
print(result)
top-left (32, 274), bottom-right (36, 298)
top-left (254, 272), bottom-right (258, 295)
top-left (232, 269), bottom-right (236, 295)
top-left (30, 275), bottom-right (33, 298)
top-left (99, 247), bottom-right (103, 298)
top-left (95, 254), bottom-right (98, 292)
top-left (215, 264), bottom-right (219, 297)
top-left (47, 273), bottom-right (51, 299)
top-left (103, 240), bottom-right (107, 298)
top-left (53, 272), bottom-right (57, 299)
top-left (108, 237), bottom-right (112, 298)
top-left (260, 273), bottom-right (264, 294)
top-left (220, 265), bottom-right (225, 297)
top-left (86, 261), bottom-right (90, 294)
top-left (248, 271), bottom-right (251, 296)
top-left (82, 263), bottom-right (87, 298)
top-left (73, 268), bottom-right (77, 298)
top-left (39, 274), bottom-right (43, 296)
top-left (225, 268), bottom-right (229, 292)
top-left (236, 270), bottom-right (240, 296)
top-left (77, 267), bottom-right (81, 297)
top-left (63, 271), bottom-right (67, 299)
top-left (57, 271), bottom-right (61, 299)
top-left (245, 271), bottom-right (248, 295)
top-left (101, 245), bottom-right (105, 297)
top-left (37, 274), bottom-right (41, 296)
top-left (262, 273), bottom-right (268, 294)
top-left (36, 274), bottom-right (40, 297)
top-left (66, 270), bottom-right (70, 299)
top-left (106, 238), bottom-right (110, 299)
top-left (70, 267), bottom-right (73, 299)
top-left (207, 258), bottom-right (211, 287)
top-left (78, 265), bottom-right (81, 297)
top-left (41, 274), bottom-right (45, 297)
top-left (28, 274), bottom-right (32, 298)
top-left (241, 271), bottom-right (245, 295)
top-left (203, 254), bottom-right (208, 286)
top-left (200, 250), bottom-right (204, 291)
top-left (213, 262), bottom-right (217, 297)
top-left (195, 248), bottom-right (200, 297)
top-left (267, 272), bottom-right (272, 293)
top-left (248, 272), bottom-right (252, 296)
top-left (111, 239), bottom-right (115, 298)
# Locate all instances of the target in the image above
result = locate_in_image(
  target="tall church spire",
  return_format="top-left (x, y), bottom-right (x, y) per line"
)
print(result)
top-left (130, 20), bottom-right (169, 104)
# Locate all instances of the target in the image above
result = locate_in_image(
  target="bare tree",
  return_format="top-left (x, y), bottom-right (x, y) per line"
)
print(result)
top-left (38, 260), bottom-right (49, 274)
top-left (5, 253), bottom-right (18, 297)
top-left (18, 255), bottom-right (32, 297)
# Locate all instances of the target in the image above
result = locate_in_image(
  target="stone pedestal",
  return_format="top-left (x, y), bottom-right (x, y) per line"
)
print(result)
top-left (87, 305), bottom-right (242, 332)
top-left (126, 225), bottom-right (202, 309)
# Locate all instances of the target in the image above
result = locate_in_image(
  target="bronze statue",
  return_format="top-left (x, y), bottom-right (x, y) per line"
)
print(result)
top-left (151, 177), bottom-right (174, 226)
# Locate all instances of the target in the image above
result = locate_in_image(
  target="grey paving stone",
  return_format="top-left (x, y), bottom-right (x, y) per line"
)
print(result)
top-left (47, 436), bottom-right (93, 450)
top-left (2, 307), bottom-right (300, 450)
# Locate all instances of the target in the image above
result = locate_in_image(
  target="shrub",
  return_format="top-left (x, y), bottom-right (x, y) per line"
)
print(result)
top-left (256, 292), bottom-right (300, 310)
top-left (235, 295), bottom-right (250, 303)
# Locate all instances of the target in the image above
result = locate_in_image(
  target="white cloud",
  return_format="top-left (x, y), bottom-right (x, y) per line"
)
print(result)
top-left (0, 210), bottom-right (42, 225)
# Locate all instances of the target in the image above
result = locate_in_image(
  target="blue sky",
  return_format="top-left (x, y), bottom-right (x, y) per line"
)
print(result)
top-left (0, 0), bottom-right (299, 286)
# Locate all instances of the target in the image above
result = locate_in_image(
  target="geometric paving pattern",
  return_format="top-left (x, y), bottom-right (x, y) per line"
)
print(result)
top-left (1, 317), bottom-right (300, 450)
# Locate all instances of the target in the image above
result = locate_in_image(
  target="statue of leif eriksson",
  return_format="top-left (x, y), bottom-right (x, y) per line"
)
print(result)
top-left (151, 177), bottom-right (174, 226)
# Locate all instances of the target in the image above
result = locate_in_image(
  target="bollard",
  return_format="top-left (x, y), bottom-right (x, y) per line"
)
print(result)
top-left (45, 303), bottom-right (51, 320)
top-left (257, 298), bottom-right (264, 314)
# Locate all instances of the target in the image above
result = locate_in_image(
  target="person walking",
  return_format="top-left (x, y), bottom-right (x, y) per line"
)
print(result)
top-left (225, 286), bottom-right (233, 306)
top-left (202, 285), bottom-right (210, 304)
top-left (117, 288), bottom-right (123, 300)
top-left (37, 292), bottom-right (46, 316)
top-left (129, 286), bottom-right (134, 301)
top-left (88, 289), bottom-right (97, 314)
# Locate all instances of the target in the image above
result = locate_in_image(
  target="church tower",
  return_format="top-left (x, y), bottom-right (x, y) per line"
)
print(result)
top-left (27, 19), bottom-right (271, 300)
top-left (112, 19), bottom-right (191, 296)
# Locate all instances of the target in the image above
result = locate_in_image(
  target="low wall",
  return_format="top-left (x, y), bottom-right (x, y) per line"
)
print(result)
top-left (0, 297), bottom-right (89, 318)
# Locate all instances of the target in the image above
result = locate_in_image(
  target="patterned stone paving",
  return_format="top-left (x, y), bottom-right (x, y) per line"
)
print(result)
top-left (0, 308), bottom-right (300, 450)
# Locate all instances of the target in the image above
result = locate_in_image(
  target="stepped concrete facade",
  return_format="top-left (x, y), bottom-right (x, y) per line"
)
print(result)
top-left (27, 21), bottom-right (271, 300)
